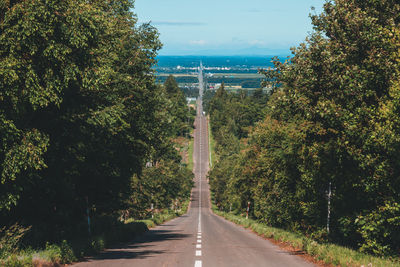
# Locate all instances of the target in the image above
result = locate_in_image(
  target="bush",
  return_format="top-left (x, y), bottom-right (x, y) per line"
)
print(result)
top-left (59, 240), bottom-right (76, 263)
top-left (0, 224), bottom-right (31, 259)
top-left (356, 201), bottom-right (400, 257)
top-left (90, 237), bottom-right (105, 254)
top-left (43, 240), bottom-right (76, 264)
top-left (214, 204), bottom-right (400, 267)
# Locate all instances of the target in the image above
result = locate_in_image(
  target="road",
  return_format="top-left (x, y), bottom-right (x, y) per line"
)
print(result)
top-left (71, 68), bottom-right (315, 267)
top-left (199, 61), bottom-right (204, 97)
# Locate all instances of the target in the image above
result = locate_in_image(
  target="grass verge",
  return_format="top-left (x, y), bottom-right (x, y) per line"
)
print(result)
top-left (188, 130), bottom-right (194, 172)
top-left (211, 203), bottom-right (399, 267)
top-left (1, 201), bottom-right (190, 267)
top-left (207, 117), bottom-right (216, 168)
top-left (133, 199), bottom-right (190, 229)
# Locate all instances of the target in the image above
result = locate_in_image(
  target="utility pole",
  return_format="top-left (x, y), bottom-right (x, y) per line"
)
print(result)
top-left (327, 181), bottom-right (332, 234)
top-left (85, 196), bottom-right (91, 236)
top-left (246, 201), bottom-right (250, 219)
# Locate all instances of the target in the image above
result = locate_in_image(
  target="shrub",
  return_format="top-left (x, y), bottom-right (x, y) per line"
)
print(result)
top-left (356, 201), bottom-right (400, 257)
top-left (0, 224), bottom-right (31, 259)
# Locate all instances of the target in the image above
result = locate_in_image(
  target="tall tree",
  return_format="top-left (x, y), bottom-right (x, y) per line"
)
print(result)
top-left (0, 0), bottom-right (176, 244)
top-left (163, 75), bottom-right (190, 137)
top-left (208, 0), bottom-right (400, 256)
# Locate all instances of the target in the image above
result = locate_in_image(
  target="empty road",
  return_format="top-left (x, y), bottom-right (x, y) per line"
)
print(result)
top-left (71, 70), bottom-right (314, 267)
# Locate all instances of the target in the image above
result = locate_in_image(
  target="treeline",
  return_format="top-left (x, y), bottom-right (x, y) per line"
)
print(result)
top-left (157, 76), bottom-right (263, 89)
top-left (0, 0), bottom-right (193, 249)
top-left (205, 84), bottom-right (268, 211)
top-left (208, 0), bottom-right (400, 258)
top-left (156, 76), bottom-right (198, 84)
top-left (181, 87), bottom-right (199, 98)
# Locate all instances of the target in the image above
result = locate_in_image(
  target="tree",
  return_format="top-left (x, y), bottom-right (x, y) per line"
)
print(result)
top-left (208, 0), bottom-right (400, 256)
top-left (163, 75), bottom-right (190, 136)
top-left (263, 0), bottom-right (400, 245)
top-left (0, 0), bottom-right (185, 245)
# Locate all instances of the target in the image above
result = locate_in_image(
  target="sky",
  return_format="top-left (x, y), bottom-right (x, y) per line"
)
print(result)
top-left (133, 0), bottom-right (325, 56)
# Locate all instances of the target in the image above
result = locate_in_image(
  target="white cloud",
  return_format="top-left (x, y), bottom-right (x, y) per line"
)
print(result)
top-left (152, 21), bottom-right (206, 26)
top-left (247, 8), bottom-right (263, 13)
top-left (248, 40), bottom-right (267, 46)
top-left (189, 40), bottom-right (207, 46)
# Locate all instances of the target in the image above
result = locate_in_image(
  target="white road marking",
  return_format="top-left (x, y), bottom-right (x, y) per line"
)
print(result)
top-left (198, 117), bottom-right (202, 234)
top-left (194, 103), bottom-right (205, 267)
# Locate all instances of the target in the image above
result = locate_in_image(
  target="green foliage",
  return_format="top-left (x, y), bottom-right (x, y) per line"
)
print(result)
top-left (356, 201), bottom-right (400, 256)
top-left (0, 206), bottom-right (190, 266)
top-left (257, 0), bottom-right (400, 253)
top-left (0, 224), bottom-right (31, 259)
top-left (163, 75), bottom-right (192, 136)
top-left (207, 0), bottom-right (400, 258)
top-left (188, 132), bottom-right (195, 171)
top-left (129, 160), bottom-right (194, 218)
top-left (44, 240), bottom-right (76, 264)
top-left (206, 83), bottom-right (267, 151)
top-left (213, 203), bottom-right (400, 267)
top-left (207, 84), bottom-right (268, 213)
top-left (0, 0), bottom-right (193, 262)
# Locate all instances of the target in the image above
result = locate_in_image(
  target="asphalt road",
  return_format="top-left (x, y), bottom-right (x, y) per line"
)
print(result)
top-left (71, 98), bottom-right (314, 267)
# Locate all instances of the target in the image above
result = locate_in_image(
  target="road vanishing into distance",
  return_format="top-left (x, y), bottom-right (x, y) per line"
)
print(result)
top-left (71, 66), bottom-right (315, 267)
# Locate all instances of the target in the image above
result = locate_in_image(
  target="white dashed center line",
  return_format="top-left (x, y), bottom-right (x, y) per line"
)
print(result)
top-left (194, 105), bottom-right (205, 267)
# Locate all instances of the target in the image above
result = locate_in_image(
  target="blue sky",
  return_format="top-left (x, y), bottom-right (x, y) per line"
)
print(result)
top-left (133, 0), bottom-right (325, 56)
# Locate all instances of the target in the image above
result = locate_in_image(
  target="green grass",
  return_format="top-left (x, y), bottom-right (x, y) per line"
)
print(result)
top-left (1, 201), bottom-right (191, 267)
top-left (0, 240), bottom-right (77, 266)
top-left (208, 118), bottom-right (216, 168)
top-left (211, 204), bottom-right (400, 267)
top-left (188, 131), bottom-right (194, 172)
top-left (133, 199), bottom-right (190, 229)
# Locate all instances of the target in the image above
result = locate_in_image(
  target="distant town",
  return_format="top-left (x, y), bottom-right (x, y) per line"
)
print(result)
top-left (155, 56), bottom-right (277, 95)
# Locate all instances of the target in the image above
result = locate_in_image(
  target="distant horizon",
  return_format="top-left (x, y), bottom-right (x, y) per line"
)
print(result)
top-left (134, 0), bottom-right (325, 56)
top-left (156, 54), bottom-right (289, 56)
top-left (154, 54), bottom-right (284, 69)
top-left (156, 53), bottom-right (292, 57)
top-left (155, 47), bottom-right (294, 57)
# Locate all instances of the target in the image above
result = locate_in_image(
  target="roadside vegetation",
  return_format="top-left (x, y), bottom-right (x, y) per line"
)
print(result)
top-left (208, 117), bottom-right (216, 167)
top-left (212, 206), bottom-right (398, 267)
top-left (206, 0), bottom-right (400, 264)
top-left (1, 204), bottom-right (191, 266)
top-left (0, 1), bottom-right (194, 266)
top-left (188, 130), bottom-right (195, 172)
